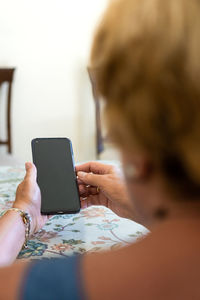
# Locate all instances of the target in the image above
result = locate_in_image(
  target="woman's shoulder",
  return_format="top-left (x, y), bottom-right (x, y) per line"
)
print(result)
top-left (82, 218), bottom-right (200, 300)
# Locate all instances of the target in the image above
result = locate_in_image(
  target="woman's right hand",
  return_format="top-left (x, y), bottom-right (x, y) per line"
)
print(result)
top-left (76, 162), bottom-right (135, 220)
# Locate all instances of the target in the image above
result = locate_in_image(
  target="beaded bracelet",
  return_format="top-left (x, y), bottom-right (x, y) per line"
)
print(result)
top-left (1, 208), bottom-right (32, 249)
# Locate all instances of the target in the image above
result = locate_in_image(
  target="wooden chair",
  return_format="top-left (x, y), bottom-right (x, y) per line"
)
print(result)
top-left (87, 67), bottom-right (104, 159)
top-left (0, 68), bottom-right (15, 153)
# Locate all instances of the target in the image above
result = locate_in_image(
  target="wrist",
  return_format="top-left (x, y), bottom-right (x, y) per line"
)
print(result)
top-left (12, 202), bottom-right (36, 235)
top-left (2, 208), bottom-right (32, 249)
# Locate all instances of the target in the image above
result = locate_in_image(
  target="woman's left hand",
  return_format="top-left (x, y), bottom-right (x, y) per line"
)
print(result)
top-left (13, 162), bottom-right (47, 235)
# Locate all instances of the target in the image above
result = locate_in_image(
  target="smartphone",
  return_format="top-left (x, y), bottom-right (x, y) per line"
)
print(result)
top-left (31, 138), bottom-right (80, 215)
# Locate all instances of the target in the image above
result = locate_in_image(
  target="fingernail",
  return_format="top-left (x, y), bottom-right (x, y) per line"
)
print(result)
top-left (25, 162), bottom-right (31, 169)
top-left (78, 171), bottom-right (86, 178)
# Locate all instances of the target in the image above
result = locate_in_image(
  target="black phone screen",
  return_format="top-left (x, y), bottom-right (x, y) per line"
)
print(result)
top-left (31, 138), bottom-right (80, 215)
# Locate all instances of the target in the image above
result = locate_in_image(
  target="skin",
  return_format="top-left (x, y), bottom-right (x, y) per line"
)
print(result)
top-left (0, 163), bottom-right (47, 266)
top-left (76, 155), bottom-right (172, 229)
top-left (76, 151), bottom-right (200, 300)
top-left (1, 152), bottom-right (200, 298)
top-left (76, 161), bottom-right (136, 221)
top-left (83, 217), bottom-right (200, 300)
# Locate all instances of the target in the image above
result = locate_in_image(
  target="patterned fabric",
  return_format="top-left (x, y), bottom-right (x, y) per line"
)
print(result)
top-left (0, 166), bottom-right (148, 261)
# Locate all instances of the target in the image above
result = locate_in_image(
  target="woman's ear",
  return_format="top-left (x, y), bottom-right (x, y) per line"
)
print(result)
top-left (123, 164), bottom-right (140, 180)
top-left (122, 152), bottom-right (153, 182)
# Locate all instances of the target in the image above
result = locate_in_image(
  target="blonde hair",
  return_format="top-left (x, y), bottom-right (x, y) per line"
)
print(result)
top-left (90, 0), bottom-right (200, 196)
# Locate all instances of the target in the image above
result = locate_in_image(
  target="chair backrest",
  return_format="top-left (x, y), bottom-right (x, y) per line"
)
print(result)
top-left (87, 67), bottom-right (104, 159)
top-left (0, 68), bottom-right (15, 153)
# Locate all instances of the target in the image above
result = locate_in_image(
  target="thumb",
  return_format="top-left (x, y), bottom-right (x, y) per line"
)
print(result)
top-left (24, 162), bottom-right (37, 181)
top-left (77, 171), bottom-right (105, 188)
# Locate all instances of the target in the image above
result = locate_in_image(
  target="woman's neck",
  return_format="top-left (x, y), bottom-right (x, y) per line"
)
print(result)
top-left (151, 200), bottom-right (200, 229)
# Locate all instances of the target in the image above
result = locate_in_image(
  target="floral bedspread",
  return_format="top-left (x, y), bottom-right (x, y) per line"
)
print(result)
top-left (0, 166), bottom-right (148, 261)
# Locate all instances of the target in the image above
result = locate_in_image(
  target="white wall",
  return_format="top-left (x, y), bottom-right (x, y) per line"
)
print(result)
top-left (0, 0), bottom-right (108, 163)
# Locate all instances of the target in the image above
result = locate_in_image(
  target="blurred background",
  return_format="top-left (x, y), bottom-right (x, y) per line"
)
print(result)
top-left (0, 0), bottom-right (119, 165)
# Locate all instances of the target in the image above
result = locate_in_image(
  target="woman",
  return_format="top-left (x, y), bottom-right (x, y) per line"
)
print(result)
top-left (2, 0), bottom-right (200, 298)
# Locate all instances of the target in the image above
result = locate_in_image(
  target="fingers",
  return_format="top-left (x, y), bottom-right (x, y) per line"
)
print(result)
top-left (80, 195), bottom-right (99, 209)
top-left (80, 198), bottom-right (88, 209)
top-left (80, 197), bottom-right (94, 209)
top-left (77, 178), bottom-right (85, 185)
top-left (24, 162), bottom-right (37, 181)
top-left (79, 184), bottom-right (101, 209)
top-left (79, 184), bottom-right (99, 197)
top-left (75, 161), bottom-right (113, 175)
top-left (77, 171), bottom-right (105, 188)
